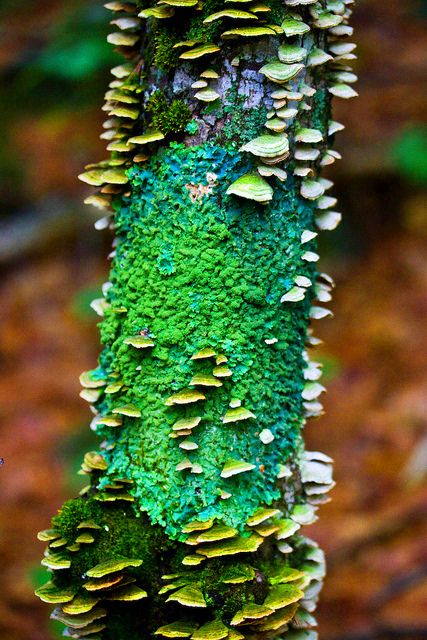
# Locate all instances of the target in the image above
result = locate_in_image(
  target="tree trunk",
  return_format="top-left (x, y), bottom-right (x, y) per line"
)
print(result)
top-left (36, 2), bottom-right (356, 639)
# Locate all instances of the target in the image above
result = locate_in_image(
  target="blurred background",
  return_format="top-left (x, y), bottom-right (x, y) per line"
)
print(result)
top-left (0, 0), bottom-right (426, 638)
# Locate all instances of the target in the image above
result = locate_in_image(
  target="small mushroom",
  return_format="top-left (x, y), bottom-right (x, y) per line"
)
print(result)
top-left (191, 80), bottom-right (208, 89)
top-left (191, 348), bottom-right (216, 360)
top-left (302, 250), bottom-right (320, 262)
top-left (259, 428), bottom-right (275, 444)
top-left (221, 26), bottom-right (279, 39)
top-left (328, 83), bottom-right (358, 99)
top-left (196, 533), bottom-right (263, 558)
top-left (106, 585), bottom-right (148, 601)
top-left (166, 585), bottom-right (207, 608)
top-left (220, 458), bottom-right (256, 478)
top-left (226, 173), bottom-right (273, 204)
top-left (301, 180), bottom-right (325, 200)
top-left (86, 558), bottom-right (142, 579)
top-left (129, 129), bottom-right (165, 145)
top-left (182, 555), bottom-right (205, 566)
top-left (240, 134), bottom-right (289, 159)
top-left (310, 306), bottom-right (333, 319)
top-left (138, 6), bottom-right (175, 18)
top-left (79, 371), bottom-right (107, 389)
top-left (281, 287), bottom-right (306, 303)
top-left (200, 69), bottom-right (220, 79)
top-left (194, 88), bottom-right (220, 102)
top-left (222, 407), bottom-right (256, 423)
top-left (75, 532), bottom-right (95, 544)
top-left (179, 440), bottom-right (198, 451)
top-left (172, 416), bottom-right (201, 431)
top-left (277, 464), bottom-right (292, 479)
top-left (307, 47), bottom-right (333, 66)
top-left (316, 210), bottom-right (342, 231)
top-left (275, 518), bottom-right (300, 539)
top-left (247, 508), bottom-right (281, 526)
top-left (182, 518), bottom-right (214, 534)
top-left (190, 374), bottom-right (222, 387)
top-left (165, 389), bottom-right (206, 405)
top-left (196, 524), bottom-right (238, 542)
top-left (191, 619), bottom-right (229, 640)
top-left (176, 458), bottom-right (193, 471)
top-left (263, 583), bottom-right (304, 610)
top-left (259, 61), bottom-right (304, 84)
top-left (258, 165), bottom-right (287, 181)
top-left (301, 230), bottom-right (318, 244)
top-left (179, 44), bottom-right (220, 59)
top-left (107, 32), bottom-right (139, 47)
top-left (154, 621), bottom-right (198, 638)
top-left (212, 366), bottom-right (232, 377)
top-left (231, 603), bottom-right (274, 625)
top-left (203, 9), bottom-right (257, 22)
top-left (35, 581), bottom-right (76, 604)
top-left (302, 382), bottom-right (326, 401)
top-left (295, 128), bottom-right (323, 144)
top-left (281, 17), bottom-right (310, 36)
top-left (112, 404), bottom-right (141, 417)
top-left (278, 44), bottom-right (307, 63)
top-left (290, 503), bottom-right (318, 525)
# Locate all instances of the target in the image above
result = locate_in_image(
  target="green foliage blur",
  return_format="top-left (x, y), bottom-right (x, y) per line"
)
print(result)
top-left (392, 126), bottom-right (427, 185)
top-left (0, 0), bottom-right (120, 215)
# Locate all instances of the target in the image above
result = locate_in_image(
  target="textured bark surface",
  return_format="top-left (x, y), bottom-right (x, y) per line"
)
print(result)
top-left (35, 2), bottom-right (356, 639)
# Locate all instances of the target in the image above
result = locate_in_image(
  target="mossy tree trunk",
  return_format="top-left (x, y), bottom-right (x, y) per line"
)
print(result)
top-left (36, 2), bottom-right (356, 639)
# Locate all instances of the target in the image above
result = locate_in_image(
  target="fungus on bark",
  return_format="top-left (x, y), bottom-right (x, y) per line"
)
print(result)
top-left (36, 1), bottom-right (357, 639)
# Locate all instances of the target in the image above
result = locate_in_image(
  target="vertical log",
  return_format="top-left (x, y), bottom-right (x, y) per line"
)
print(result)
top-left (36, 2), bottom-right (357, 639)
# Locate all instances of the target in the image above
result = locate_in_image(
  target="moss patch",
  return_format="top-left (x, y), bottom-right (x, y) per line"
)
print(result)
top-left (52, 496), bottom-right (176, 588)
top-left (217, 87), bottom-right (269, 149)
top-left (85, 142), bottom-right (319, 538)
top-left (147, 91), bottom-right (192, 136)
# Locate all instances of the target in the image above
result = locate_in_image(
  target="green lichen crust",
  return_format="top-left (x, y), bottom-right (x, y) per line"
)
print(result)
top-left (93, 143), bottom-right (317, 535)
top-left (37, 1), bottom-right (356, 639)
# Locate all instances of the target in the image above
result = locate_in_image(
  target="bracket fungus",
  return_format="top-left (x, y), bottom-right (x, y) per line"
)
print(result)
top-left (36, 1), bottom-right (357, 638)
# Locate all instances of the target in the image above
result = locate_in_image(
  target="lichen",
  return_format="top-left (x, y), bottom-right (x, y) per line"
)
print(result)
top-left (218, 87), bottom-right (269, 149)
top-left (89, 142), bottom-right (319, 538)
top-left (184, 0), bottom-right (225, 42)
top-left (311, 86), bottom-right (331, 133)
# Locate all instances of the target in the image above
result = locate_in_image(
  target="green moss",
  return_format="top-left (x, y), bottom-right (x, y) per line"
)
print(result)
top-left (266, 0), bottom-right (289, 25)
top-left (186, 120), bottom-right (199, 135)
top-left (311, 86), bottom-right (331, 133)
top-left (87, 142), bottom-right (319, 538)
top-left (154, 28), bottom-right (180, 71)
top-left (47, 497), bottom-right (309, 638)
top-left (184, 0), bottom-right (224, 42)
top-left (218, 87), bottom-right (268, 149)
top-left (52, 496), bottom-right (176, 587)
top-left (201, 559), bottom-right (269, 620)
top-left (147, 90), bottom-right (192, 136)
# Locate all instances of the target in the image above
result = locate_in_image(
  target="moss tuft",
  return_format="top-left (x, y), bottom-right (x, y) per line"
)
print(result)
top-left (218, 88), bottom-right (268, 149)
top-left (154, 28), bottom-right (180, 71)
top-left (311, 86), bottom-right (331, 133)
top-left (52, 496), bottom-right (176, 589)
top-left (147, 91), bottom-right (192, 136)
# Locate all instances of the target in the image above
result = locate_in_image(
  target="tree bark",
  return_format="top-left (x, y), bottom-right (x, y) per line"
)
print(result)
top-left (36, 2), bottom-right (356, 639)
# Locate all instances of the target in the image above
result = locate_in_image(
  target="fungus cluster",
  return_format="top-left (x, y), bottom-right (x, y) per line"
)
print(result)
top-left (36, 1), bottom-right (356, 639)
